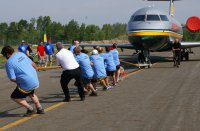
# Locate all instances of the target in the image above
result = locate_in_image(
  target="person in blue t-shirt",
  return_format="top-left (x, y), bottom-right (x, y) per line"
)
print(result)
top-left (44, 39), bottom-right (54, 67)
top-left (90, 50), bottom-right (111, 90)
top-left (1, 46), bottom-right (44, 116)
top-left (18, 40), bottom-right (28, 54)
top-left (69, 40), bottom-right (79, 53)
top-left (74, 47), bottom-right (97, 96)
top-left (110, 43), bottom-right (121, 83)
top-left (98, 47), bottom-right (117, 86)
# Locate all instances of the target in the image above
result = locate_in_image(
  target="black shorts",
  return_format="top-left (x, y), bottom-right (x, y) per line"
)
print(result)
top-left (106, 70), bottom-right (115, 76)
top-left (91, 78), bottom-right (98, 83)
top-left (82, 77), bottom-right (92, 85)
top-left (91, 77), bottom-right (106, 83)
top-left (11, 88), bottom-right (35, 99)
top-left (116, 65), bottom-right (120, 70)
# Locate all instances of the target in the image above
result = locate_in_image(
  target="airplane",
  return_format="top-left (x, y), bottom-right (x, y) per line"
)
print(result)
top-left (79, 0), bottom-right (200, 68)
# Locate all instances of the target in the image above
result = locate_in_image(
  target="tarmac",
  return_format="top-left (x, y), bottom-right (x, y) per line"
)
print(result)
top-left (1, 48), bottom-right (200, 131)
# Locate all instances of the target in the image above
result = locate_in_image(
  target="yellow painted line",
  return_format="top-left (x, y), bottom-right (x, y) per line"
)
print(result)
top-left (0, 100), bottom-right (74, 130)
top-left (124, 69), bottom-right (143, 78)
top-left (120, 59), bottom-right (144, 78)
top-left (120, 59), bottom-right (138, 67)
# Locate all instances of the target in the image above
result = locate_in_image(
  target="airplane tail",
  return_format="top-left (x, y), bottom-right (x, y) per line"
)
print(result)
top-left (146, 0), bottom-right (181, 16)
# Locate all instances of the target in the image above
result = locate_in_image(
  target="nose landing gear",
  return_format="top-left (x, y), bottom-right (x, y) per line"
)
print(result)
top-left (138, 50), bottom-right (152, 68)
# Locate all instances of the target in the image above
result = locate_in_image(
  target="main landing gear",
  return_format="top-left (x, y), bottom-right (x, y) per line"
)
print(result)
top-left (181, 49), bottom-right (191, 61)
top-left (138, 50), bottom-right (152, 69)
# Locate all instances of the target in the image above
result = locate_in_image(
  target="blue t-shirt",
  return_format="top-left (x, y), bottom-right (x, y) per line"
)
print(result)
top-left (18, 44), bottom-right (28, 54)
top-left (75, 53), bottom-right (94, 78)
top-left (69, 44), bottom-right (76, 53)
top-left (90, 55), bottom-right (106, 79)
top-left (110, 49), bottom-right (120, 66)
top-left (5, 52), bottom-right (39, 90)
top-left (100, 52), bottom-right (116, 71)
top-left (44, 43), bottom-right (54, 55)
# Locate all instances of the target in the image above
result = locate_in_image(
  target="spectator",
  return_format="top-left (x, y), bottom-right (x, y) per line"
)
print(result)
top-left (37, 42), bottom-right (46, 67)
top-left (44, 39), bottom-right (54, 67)
top-left (18, 40), bottom-right (28, 54)
top-left (26, 44), bottom-right (34, 61)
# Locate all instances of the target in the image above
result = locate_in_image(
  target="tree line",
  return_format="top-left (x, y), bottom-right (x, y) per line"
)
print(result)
top-left (0, 16), bottom-right (199, 45)
top-left (182, 29), bottom-right (200, 42)
top-left (0, 16), bottom-right (127, 45)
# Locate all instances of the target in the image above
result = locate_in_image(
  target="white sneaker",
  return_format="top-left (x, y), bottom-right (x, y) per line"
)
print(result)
top-left (106, 86), bottom-right (112, 90)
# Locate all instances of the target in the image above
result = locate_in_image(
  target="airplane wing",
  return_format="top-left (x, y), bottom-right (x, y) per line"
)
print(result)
top-left (79, 43), bottom-right (135, 49)
top-left (181, 41), bottom-right (200, 49)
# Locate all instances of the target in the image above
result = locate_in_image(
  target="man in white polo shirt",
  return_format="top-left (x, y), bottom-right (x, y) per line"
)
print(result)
top-left (56, 42), bottom-right (85, 102)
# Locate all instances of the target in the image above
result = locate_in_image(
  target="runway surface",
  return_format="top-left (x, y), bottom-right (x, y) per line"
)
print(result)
top-left (1, 48), bottom-right (200, 131)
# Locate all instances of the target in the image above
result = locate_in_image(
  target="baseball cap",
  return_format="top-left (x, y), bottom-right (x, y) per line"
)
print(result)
top-left (21, 40), bottom-right (25, 43)
top-left (92, 49), bottom-right (98, 55)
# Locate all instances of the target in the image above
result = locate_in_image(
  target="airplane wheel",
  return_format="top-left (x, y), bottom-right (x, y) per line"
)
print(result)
top-left (185, 52), bottom-right (189, 61)
top-left (181, 55), bottom-right (184, 61)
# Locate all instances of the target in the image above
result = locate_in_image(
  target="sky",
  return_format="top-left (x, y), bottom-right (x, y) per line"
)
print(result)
top-left (0, 0), bottom-right (199, 26)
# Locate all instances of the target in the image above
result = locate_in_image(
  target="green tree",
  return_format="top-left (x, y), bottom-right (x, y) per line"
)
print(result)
top-left (102, 24), bottom-right (113, 40)
top-left (65, 20), bottom-right (80, 43)
top-left (0, 23), bottom-right (8, 45)
top-left (79, 23), bottom-right (86, 41)
top-left (85, 24), bottom-right (100, 41)
top-left (7, 22), bottom-right (19, 44)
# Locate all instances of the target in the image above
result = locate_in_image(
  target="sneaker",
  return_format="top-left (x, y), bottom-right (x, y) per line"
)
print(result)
top-left (103, 87), bottom-right (108, 91)
top-left (37, 108), bottom-right (45, 114)
top-left (89, 92), bottom-right (98, 96)
top-left (119, 77), bottom-right (123, 81)
top-left (113, 83), bottom-right (117, 86)
top-left (106, 86), bottom-right (112, 90)
top-left (23, 109), bottom-right (35, 117)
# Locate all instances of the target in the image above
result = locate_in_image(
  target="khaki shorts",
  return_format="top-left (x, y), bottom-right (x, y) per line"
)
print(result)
top-left (46, 55), bottom-right (53, 62)
top-left (38, 57), bottom-right (45, 64)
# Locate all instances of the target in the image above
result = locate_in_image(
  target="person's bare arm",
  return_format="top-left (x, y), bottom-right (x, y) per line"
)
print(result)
top-left (32, 61), bottom-right (38, 71)
top-left (10, 78), bottom-right (16, 83)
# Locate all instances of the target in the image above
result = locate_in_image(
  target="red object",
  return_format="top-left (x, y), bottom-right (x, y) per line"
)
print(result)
top-left (47, 38), bottom-right (51, 42)
top-left (108, 46), bottom-right (114, 50)
top-left (37, 45), bottom-right (45, 56)
top-left (186, 16), bottom-right (200, 33)
top-left (122, 71), bottom-right (126, 77)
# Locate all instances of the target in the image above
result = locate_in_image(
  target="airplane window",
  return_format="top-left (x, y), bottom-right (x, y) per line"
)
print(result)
top-left (130, 16), bottom-right (135, 22)
top-left (160, 15), bottom-right (169, 21)
top-left (147, 15), bottom-right (160, 21)
top-left (133, 15), bottom-right (145, 21)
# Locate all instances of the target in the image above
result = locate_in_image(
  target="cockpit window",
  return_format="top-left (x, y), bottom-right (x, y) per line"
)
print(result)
top-left (133, 15), bottom-right (145, 21)
top-left (147, 15), bottom-right (160, 21)
top-left (129, 16), bottom-right (135, 22)
top-left (160, 15), bottom-right (169, 21)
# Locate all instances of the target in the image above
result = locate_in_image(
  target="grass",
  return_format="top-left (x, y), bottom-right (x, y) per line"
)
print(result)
top-left (0, 44), bottom-right (129, 69)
